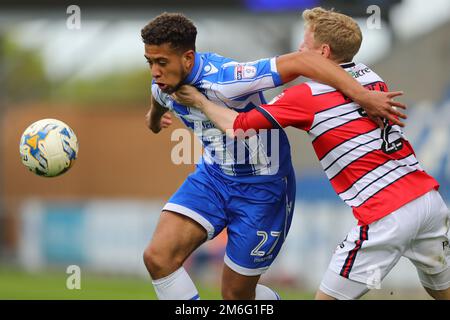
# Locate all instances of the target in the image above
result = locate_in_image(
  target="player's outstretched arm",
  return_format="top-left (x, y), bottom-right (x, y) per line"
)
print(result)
top-left (146, 96), bottom-right (171, 133)
top-left (276, 51), bottom-right (407, 128)
top-left (172, 86), bottom-right (238, 137)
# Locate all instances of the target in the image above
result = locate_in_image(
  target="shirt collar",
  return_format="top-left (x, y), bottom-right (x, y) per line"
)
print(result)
top-left (184, 52), bottom-right (204, 85)
top-left (340, 62), bottom-right (356, 69)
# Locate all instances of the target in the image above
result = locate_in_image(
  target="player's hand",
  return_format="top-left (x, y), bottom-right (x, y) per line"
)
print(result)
top-left (172, 85), bottom-right (207, 109)
top-left (160, 112), bottom-right (173, 129)
top-left (356, 90), bottom-right (407, 128)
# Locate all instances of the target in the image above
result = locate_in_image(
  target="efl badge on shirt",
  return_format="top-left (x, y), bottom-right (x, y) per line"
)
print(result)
top-left (235, 64), bottom-right (257, 80)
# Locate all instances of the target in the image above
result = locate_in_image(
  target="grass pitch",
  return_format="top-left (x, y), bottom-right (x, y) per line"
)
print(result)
top-left (0, 266), bottom-right (313, 300)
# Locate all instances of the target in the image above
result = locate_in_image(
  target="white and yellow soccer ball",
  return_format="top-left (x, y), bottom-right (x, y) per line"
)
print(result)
top-left (19, 118), bottom-right (79, 177)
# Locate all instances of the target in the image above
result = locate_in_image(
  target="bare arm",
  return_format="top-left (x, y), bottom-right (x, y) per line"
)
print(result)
top-left (145, 96), bottom-right (171, 134)
top-left (198, 100), bottom-right (238, 135)
top-left (172, 86), bottom-right (238, 137)
top-left (276, 51), bottom-right (407, 128)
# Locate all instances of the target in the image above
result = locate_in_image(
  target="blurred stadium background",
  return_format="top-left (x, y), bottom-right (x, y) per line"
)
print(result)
top-left (0, 0), bottom-right (449, 300)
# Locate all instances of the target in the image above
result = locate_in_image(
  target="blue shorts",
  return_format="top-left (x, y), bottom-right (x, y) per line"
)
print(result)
top-left (163, 166), bottom-right (296, 276)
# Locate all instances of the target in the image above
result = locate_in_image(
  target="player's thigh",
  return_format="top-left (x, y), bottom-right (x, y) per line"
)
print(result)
top-left (405, 191), bottom-right (450, 291)
top-left (162, 167), bottom-right (228, 241)
top-left (146, 168), bottom-right (228, 266)
top-left (148, 210), bottom-right (208, 262)
top-left (225, 171), bottom-right (296, 276)
top-left (325, 216), bottom-right (406, 297)
top-left (410, 238), bottom-right (450, 293)
top-left (221, 264), bottom-right (260, 300)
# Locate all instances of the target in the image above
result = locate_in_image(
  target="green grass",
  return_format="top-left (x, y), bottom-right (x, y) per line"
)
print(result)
top-left (0, 267), bottom-right (155, 300)
top-left (0, 267), bottom-right (313, 300)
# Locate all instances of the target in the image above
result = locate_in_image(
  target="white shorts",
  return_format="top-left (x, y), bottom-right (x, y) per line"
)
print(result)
top-left (320, 190), bottom-right (450, 299)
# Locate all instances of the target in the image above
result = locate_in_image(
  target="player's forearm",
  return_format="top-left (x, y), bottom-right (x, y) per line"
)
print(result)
top-left (148, 102), bottom-right (166, 133)
top-left (197, 100), bottom-right (238, 136)
top-left (278, 51), bottom-right (367, 101)
top-left (149, 115), bottom-right (162, 133)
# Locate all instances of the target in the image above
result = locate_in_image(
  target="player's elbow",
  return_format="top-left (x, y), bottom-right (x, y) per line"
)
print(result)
top-left (150, 125), bottom-right (161, 134)
top-left (146, 116), bottom-right (161, 133)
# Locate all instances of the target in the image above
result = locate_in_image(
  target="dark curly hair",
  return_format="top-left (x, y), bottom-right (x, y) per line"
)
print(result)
top-left (141, 13), bottom-right (197, 52)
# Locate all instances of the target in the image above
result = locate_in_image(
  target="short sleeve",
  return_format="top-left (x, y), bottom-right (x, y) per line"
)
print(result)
top-left (257, 84), bottom-right (315, 131)
top-left (216, 57), bottom-right (283, 99)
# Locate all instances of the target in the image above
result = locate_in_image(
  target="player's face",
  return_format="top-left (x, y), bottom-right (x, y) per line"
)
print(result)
top-left (298, 26), bottom-right (321, 54)
top-left (144, 43), bottom-right (194, 94)
top-left (299, 26), bottom-right (330, 58)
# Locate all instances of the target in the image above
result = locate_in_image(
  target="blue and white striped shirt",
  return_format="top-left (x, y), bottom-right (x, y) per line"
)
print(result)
top-left (152, 52), bottom-right (292, 182)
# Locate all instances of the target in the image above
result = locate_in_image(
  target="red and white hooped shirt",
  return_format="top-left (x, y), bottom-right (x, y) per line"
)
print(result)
top-left (233, 62), bottom-right (439, 225)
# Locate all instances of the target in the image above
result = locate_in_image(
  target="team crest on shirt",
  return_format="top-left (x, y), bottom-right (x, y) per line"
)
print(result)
top-left (234, 64), bottom-right (257, 80)
top-left (203, 62), bottom-right (219, 76)
top-left (268, 92), bottom-right (285, 105)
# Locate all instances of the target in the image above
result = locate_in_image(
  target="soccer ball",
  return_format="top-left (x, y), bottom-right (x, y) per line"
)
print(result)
top-left (19, 118), bottom-right (79, 177)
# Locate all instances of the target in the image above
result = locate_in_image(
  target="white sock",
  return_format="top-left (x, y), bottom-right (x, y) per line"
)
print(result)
top-left (255, 284), bottom-right (281, 300)
top-left (151, 267), bottom-right (200, 300)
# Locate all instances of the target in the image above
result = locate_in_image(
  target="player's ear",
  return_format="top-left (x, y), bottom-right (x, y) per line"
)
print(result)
top-left (182, 50), bottom-right (195, 69)
top-left (321, 44), bottom-right (332, 59)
